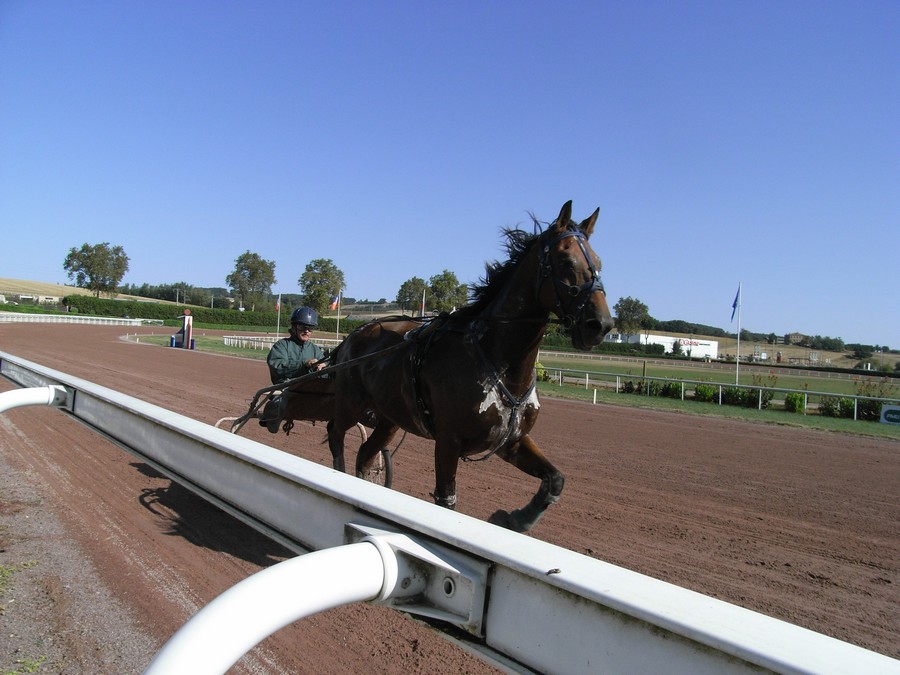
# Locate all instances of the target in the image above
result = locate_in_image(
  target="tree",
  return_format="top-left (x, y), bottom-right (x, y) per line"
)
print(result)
top-left (613, 296), bottom-right (650, 339)
top-left (63, 242), bottom-right (130, 297)
top-left (298, 258), bottom-right (345, 315)
top-left (428, 270), bottom-right (467, 313)
top-left (226, 251), bottom-right (276, 311)
top-left (396, 277), bottom-right (428, 315)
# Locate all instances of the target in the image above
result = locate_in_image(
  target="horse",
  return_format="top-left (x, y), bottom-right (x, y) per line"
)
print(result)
top-left (326, 201), bottom-right (614, 532)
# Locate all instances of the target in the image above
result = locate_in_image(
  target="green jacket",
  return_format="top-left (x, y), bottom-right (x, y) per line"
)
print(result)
top-left (267, 337), bottom-right (324, 385)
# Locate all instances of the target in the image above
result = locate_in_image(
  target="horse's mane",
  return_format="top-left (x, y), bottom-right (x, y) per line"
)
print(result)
top-left (455, 214), bottom-right (549, 318)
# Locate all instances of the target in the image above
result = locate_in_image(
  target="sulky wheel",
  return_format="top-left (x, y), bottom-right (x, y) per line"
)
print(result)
top-left (357, 447), bottom-right (393, 489)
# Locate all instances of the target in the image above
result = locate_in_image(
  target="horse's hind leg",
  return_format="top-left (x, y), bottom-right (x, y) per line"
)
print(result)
top-left (488, 434), bottom-right (564, 533)
top-left (355, 421), bottom-right (398, 482)
top-left (326, 420), bottom-right (348, 473)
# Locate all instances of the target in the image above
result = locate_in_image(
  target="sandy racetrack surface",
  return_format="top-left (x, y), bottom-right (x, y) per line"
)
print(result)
top-left (1, 324), bottom-right (897, 673)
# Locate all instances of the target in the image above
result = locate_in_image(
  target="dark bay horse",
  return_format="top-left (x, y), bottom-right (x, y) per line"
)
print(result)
top-left (327, 201), bottom-right (614, 531)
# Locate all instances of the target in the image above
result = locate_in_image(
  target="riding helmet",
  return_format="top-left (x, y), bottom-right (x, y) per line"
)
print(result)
top-left (290, 306), bottom-right (318, 327)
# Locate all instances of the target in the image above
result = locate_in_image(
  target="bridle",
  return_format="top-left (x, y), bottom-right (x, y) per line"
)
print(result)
top-left (537, 225), bottom-right (606, 329)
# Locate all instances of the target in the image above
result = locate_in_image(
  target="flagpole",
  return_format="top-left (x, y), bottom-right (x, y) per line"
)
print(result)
top-left (420, 288), bottom-right (426, 317)
top-left (735, 282), bottom-right (742, 385)
top-left (275, 293), bottom-right (282, 336)
top-left (335, 292), bottom-right (341, 339)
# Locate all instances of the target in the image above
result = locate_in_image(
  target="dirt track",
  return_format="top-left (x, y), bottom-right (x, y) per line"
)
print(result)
top-left (1, 323), bottom-right (898, 673)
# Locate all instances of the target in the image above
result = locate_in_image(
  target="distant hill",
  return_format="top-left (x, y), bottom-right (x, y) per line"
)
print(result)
top-left (0, 278), bottom-right (177, 304)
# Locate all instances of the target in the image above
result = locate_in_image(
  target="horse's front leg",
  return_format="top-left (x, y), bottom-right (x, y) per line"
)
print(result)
top-left (488, 434), bottom-right (564, 533)
top-left (431, 439), bottom-right (460, 510)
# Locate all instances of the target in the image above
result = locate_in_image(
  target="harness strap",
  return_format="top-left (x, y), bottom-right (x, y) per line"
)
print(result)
top-left (462, 319), bottom-right (538, 462)
top-left (407, 315), bottom-right (536, 455)
top-left (462, 376), bottom-right (536, 463)
top-left (409, 315), bottom-right (455, 438)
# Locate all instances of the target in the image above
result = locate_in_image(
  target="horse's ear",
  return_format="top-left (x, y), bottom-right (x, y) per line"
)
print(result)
top-left (579, 207), bottom-right (599, 238)
top-left (553, 200), bottom-right (573, 231)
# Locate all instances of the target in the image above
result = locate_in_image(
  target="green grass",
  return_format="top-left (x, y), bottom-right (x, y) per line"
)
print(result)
top-left (133, 334), bottom-right (900, 440)
top-left (135, 334), bottom-right (271, 359)
top-left (538, 381), bottom-right (900, 440)
top-left (0, 560), bottom-right (38, 595)
top-left (3, 656), bottom-right (47, 675)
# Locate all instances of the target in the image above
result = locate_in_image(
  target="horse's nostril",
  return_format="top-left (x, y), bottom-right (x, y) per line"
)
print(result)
top-left (584, 318), bottom-right (607, 335)
top-left (593, 316), bottom-right (615, 336)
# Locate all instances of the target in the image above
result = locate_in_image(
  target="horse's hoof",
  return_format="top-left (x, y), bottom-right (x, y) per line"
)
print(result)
top-left (488, 509), bottom-right (527, 532)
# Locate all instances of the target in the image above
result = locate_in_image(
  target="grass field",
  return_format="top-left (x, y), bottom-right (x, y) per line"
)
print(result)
top-left (136, 333), bottom-right (900, 440)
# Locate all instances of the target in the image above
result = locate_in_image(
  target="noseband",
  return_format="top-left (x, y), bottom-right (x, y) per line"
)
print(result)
top-left (538, 228), bottom-right (606, 329)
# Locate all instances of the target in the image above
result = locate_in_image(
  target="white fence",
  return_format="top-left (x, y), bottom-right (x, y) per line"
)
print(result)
top-left (1, 350), bottom-right (897, 674)
top-left (542, 367), bottom-right (900, 420)
top-left (538, 349), bottom-right (880, 382)
top-left (222, 335), bottom-right (342, 351)
top-left (0, 311), bottom-right (162, 327)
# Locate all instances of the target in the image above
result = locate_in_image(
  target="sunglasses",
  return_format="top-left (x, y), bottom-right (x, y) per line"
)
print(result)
top-left (297, 324), bottom-right (314, 332)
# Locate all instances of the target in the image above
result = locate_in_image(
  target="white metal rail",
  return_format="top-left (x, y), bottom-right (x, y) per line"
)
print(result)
top-left (1, 350), bottom-right (897, 675)
top-left (0, 311), bottom-right (159, 326)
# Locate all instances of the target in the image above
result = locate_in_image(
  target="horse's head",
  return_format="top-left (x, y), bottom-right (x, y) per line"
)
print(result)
top-left (538, 201), bottom-right (615, 350)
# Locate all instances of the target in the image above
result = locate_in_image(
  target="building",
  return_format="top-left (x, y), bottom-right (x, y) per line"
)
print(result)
top-left (604, 332), bottom-right (719, 360)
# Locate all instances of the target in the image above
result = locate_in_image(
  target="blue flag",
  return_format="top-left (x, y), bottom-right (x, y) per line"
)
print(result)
top-left (731, 285), bottom-right (741, 322)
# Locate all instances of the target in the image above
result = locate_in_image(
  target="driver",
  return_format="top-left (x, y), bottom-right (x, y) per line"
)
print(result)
top-left (260, 306), bottom-right (326, 432)
top-left (266, 306), bottom-right (326, 384)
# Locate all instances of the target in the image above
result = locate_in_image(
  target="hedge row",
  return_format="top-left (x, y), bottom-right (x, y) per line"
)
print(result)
top-left (819, 396), bottom-right (883, 421)
top-left (620, 379), bottom-right (893, 422)
top-left (64, 295), bottom-right (275, 326)
top-left (621, 380), bottom-right (775, 408)
top-left (62, 295), bottom-right (370, 334)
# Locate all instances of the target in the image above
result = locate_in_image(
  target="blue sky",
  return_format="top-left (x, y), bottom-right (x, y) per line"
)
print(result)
top-left (1, 1), bottom-right (897, 347)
